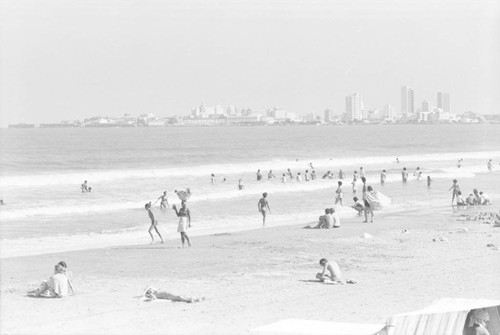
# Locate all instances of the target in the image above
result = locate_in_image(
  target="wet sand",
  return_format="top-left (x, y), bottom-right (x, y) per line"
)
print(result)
top-left (1, 205), bottom-right (499, 335)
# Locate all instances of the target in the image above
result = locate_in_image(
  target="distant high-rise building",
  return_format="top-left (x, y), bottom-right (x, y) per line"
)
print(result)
top-left (346, 93), bottom-right (363, 121)
top-left (437, 92), bottom-right (450, 113)
top-left (401, 86), bottom-right (415, 118)
top-left (422, 100), bottom-right (431, 113)
top-left (324, 109), bottom-right (334, 122)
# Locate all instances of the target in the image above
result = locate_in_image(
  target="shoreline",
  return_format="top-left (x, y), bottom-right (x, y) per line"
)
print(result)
top-left (1, 206), bottom-right (499, 334)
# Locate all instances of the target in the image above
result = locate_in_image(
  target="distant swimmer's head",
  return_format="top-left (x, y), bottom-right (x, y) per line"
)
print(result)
top-left (361, 177), bottom-right (366, 183)
top-left (338, 181), bottom-right (342, 186)
top-left (319, 258), bottom-right (328, 266)
top-left (367, 186), bottom-right (373, 191)
top-left (263, 192), bottom-right (268, 197)
top-left (353, 197), bottom-right (359, 201)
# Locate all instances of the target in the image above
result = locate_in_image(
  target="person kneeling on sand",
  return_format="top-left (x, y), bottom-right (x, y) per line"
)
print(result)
top-left (28, 264), bottom-right (69, 298)
top-left (316, 258), bottom-right (356, 284)
top-left (142, 286), bottom-right (204, 303)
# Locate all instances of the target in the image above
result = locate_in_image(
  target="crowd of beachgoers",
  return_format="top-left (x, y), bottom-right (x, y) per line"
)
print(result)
top-left (20, 158), bottom-right (499, 301)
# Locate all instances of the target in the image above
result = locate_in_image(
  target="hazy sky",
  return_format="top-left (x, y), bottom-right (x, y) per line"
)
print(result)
top-left (0, 0), bottom-right (499, 125)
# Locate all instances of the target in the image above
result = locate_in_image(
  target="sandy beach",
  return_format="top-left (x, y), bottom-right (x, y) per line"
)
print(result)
top-left (1, 205), bottom-right (499, 335)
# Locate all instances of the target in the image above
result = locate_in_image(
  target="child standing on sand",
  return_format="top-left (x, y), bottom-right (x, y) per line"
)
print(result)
top-left (449, 179), bottom-right (461, 205)
top-left (146, 202), bottom-right (164, 244)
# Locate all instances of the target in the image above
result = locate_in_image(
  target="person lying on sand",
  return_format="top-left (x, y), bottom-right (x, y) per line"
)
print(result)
top-left (142, 286), bottom-right (204, 303)
top-left (316, 258), bottom-right (356, 284)
top-left (28, 264), bottom-right (69, 298)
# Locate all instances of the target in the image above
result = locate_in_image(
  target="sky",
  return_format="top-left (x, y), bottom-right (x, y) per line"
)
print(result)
top-left (0, 0), bottom-right (499, 126)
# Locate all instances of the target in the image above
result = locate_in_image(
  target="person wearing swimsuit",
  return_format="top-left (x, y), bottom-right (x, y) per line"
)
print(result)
top-left (173, 200), bottom-right (191, 247)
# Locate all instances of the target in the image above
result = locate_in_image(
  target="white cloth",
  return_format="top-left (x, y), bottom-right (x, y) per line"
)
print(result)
top-left (47, 273), bottom-right (69, 297)
top-left (177, 216), bottom-right (189, 233)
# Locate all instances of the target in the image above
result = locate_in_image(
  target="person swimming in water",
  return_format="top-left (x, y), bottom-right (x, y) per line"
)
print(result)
top-left (154, 191), bottom-right (170, 211)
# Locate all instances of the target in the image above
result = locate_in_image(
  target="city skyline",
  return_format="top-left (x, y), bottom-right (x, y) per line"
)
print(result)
top-left (1, 0), bottom-right (499, 127)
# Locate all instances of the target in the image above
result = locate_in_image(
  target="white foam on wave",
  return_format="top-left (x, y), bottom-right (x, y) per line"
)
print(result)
top-left (0, 166), bottom-right (489, 220)
top-left (1, 151), bottom-right (498, 188)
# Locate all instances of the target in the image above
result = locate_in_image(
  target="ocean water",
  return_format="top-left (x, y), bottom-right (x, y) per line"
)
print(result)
top-left (1, 124), bottom-right (499, 258)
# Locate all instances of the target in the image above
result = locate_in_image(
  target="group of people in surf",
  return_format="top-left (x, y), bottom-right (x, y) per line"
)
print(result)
top-left (449, 179), bottom-right (491, 207)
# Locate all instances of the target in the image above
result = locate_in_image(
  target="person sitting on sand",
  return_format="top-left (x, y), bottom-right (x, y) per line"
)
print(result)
top-left (142, 286), bottom-right (204, 303)
top-left (58, 261), bottom-right (75, 295)
top-left (28, 264), bottom-right (69, 298)
top-left (351, 197), bottom-right (364, 216)
top-left (473, 189), bottom-right (481, 205)
top-left (456, 191), bottom-right (466, 206)
top-left (305, 208), bottom-right (333, 229)
top-left (316, 258), bottom-right (356, 284)
top-left (479, 192), bottom-right (491, 205)
top-left (467, 193), bottom-right (476, 206)
top-left (331, 207), bottom-right (340, 228)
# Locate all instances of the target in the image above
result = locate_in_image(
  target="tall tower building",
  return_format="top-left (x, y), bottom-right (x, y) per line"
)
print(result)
top-left (437, 92), bottom-right (450, 113)
top-left (345, 93), bottom-right (363, 121)
top-left (401, 86), bottom-right (415, 118)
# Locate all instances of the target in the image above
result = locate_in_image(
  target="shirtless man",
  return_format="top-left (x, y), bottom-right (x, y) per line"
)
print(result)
top-left (258, 192), bottom-right (271, 226)
top-left (155, 191), bottom-right (169, 211)
top-left (317, 258), bottom-right (342, 282)
top-left (448, 179), bottom-right (461, 205)
top-left (145, 202), bottom-right (164, 244)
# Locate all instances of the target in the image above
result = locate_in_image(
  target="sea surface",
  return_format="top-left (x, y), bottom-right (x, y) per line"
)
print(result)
top-left (1, 124), bottom-right (499, 258)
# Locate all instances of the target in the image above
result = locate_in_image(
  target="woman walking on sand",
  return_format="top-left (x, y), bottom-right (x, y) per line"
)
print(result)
top-left (173, 200), bottom-right (191, 247)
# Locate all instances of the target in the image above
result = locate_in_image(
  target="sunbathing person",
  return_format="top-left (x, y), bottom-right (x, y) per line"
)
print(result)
top-left (142, 286), bottom-right (204, 303)
top-left (28, 264), bottom-right (69, 298)
top-left (316, 258), bottom-right (356, 284)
